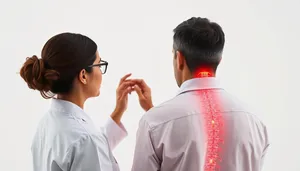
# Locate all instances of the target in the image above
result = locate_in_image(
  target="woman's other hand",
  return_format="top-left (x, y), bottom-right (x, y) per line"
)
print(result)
top-left (133, 79), bottom-right (154, 112)
top-left (111, 73), bottom-right (134, 124)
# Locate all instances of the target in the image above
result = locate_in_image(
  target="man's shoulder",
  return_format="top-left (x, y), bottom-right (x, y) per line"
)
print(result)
top-left (140, 97), bottom-right (194, 130)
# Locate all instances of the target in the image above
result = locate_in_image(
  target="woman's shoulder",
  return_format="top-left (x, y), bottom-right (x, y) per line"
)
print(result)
top-left (53, 118), bottom-right (109, 151)
top-left (34, 109), bottom-right (109, 152)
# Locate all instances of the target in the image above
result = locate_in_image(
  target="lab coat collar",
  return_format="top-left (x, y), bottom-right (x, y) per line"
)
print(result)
top-left (50, 99), bottom-right (90, 122)
top-left (177, 77), bottom-right (223, 95)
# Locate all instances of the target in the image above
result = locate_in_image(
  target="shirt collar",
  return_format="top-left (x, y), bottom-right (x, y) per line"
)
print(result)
top-left (177, 77), bottom-right (223, 95)
top-left (50, 99), bottom-right (90, 122)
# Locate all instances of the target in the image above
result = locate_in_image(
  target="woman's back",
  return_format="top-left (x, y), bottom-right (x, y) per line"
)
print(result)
top-left (32, 99), bottom-right (119, 171)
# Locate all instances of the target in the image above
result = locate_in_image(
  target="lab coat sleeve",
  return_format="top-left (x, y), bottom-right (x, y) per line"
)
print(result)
top-left (103, 116), bottom-right (128, 150)
top-left (131, 117), bottom-right (160, 171)
top-left (63, 135), bottom-right (116, 171)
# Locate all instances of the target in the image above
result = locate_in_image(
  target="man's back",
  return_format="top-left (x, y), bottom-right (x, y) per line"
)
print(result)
top-left (131, 78), bottom-right (269, 171)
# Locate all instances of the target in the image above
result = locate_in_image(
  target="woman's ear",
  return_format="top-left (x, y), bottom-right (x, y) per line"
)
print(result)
top-left (79, 69), bottom-right (87, 85)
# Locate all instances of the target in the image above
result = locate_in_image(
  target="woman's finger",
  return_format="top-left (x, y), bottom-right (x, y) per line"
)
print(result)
top-left (120, 87), bottom-right (132, 99)
top-left (119, 73), bottom-right (132, 85)
top-left (133, 84), bottom-right (144, 99)
top-left (118, 81), bottom-right (135, 92)
top-left (131, 79), bottom-right (150, 90)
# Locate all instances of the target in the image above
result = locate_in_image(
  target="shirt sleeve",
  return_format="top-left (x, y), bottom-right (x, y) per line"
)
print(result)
top-left (62, 135), bottom-right (117, 171)
top-left (103, 116), bottom-right (128, 150)
top-left (131, 117), bottom-right (160, 171)
top-left (259, 143), bottom-right (269, 171)
top-left (260, 125), bottom-right (270, 170)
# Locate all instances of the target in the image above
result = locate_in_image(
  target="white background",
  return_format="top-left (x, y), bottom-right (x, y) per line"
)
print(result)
top-left (0, 0), bottom-right (298, 170)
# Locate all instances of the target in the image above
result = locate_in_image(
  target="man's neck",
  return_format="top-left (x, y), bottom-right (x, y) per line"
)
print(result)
top-left (194, 71), bottom-right (215, 78)
top-left (179, 67), bottom-right (216, 86)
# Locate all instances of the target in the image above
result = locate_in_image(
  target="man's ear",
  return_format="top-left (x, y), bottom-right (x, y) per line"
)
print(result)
top-left (79, 69), bottom-right (87, 85)
top-left (176, 51), bottom-right (185, 70)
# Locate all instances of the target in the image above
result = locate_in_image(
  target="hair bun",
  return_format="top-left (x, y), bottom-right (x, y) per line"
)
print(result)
top-left (20, 55), bottom-right (60, 93)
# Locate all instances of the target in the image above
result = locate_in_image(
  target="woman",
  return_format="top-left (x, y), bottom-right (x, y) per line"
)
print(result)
top-left (20, 32), bottom-right (136, 171)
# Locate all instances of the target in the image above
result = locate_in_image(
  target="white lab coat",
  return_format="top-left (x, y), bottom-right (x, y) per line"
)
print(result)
top-left (31, 99), bottom-right (127, 171)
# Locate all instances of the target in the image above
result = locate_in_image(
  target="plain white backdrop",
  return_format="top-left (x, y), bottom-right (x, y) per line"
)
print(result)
top-left (0, 0), bottom-right (297, 170)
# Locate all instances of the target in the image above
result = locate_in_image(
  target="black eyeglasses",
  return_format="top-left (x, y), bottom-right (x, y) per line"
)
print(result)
top-left (88, 60), bottom-right (108, 74)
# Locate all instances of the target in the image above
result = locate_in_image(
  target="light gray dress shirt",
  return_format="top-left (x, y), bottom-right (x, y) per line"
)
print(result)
top-left (131, 77), bottom-right (269, 171)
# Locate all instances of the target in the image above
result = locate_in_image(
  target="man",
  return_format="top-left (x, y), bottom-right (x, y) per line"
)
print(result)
top-left (132, 17), bottom-right (269, 171)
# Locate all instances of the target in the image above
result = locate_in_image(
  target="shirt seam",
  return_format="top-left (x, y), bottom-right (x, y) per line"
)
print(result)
top-left (50, 108), bottom-right (87, 120)
top-left (148, 110), bottom-right (252, 131)
top-left (144, 120), bottom-right (161, 166)
top-left (63, 111), bottom-right (94, 162)
top-left (177, 87), bottom-right (224, 96)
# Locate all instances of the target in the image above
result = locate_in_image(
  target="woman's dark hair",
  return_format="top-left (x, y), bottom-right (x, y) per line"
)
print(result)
top-left (20, 32), bottom-right (97, 99)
